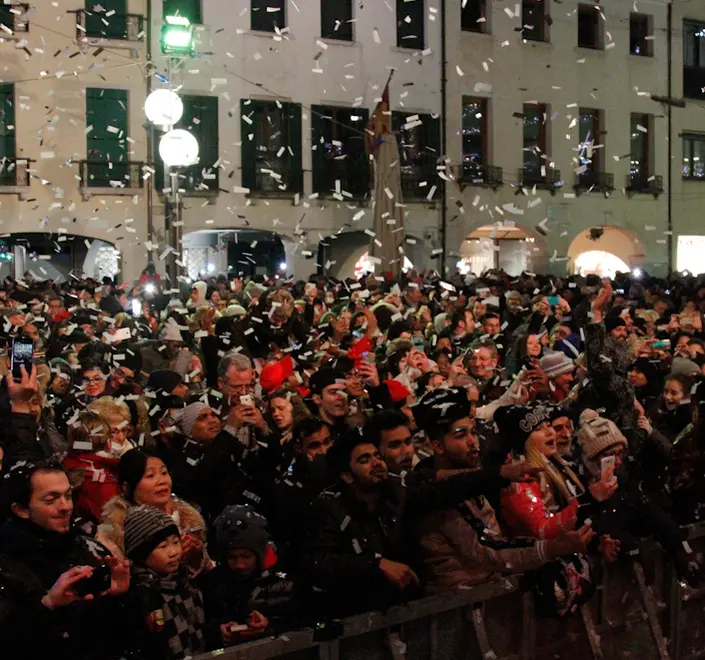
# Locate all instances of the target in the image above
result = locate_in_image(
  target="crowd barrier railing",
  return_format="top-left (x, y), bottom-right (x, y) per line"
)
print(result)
top-left (195, 522), bottom-right (705, 660)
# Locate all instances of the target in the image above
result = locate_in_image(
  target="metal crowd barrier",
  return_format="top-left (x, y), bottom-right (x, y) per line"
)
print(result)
top-left (196, 523), bottom-right (705, 660)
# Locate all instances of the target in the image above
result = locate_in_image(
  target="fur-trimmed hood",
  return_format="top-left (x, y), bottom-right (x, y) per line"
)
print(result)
top-left (97, 493), bottom-right (206, 558)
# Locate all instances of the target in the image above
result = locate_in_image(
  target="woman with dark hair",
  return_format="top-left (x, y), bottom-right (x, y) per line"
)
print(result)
top-left (98, 448), bottom-right (213, 575)
top-left (649, 373), bottom-right (693, 442)
top-left (267, 387), bottom-right (311, 471)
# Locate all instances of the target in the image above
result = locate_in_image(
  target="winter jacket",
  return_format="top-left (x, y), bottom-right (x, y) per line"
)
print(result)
top-left (303, 466), bottom-right (513, 616)
top-left (202, 561), bottom-right (298, 649)
top-left (126, 566), bottom-right (206, 660)
top-left (0, 517), bottom-right (130, 660)
top-left (413, 493), bottom-right (547, 593)
top-left (500, 481), bottom-right (580, 540)
top-left (97, 494), bottom-right (213, 575)
top-left (583, 322), bottom-right (635, 428)
top-left (63, 451), bottom-right (121, 525)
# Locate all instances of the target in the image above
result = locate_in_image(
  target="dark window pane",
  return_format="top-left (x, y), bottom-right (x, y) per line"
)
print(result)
top-left (461, 0), bottom-right (485, 33)
top-left (579, 109), bottom-right (601, 173)
top-left (251, 0), bottom-right (286, 32)
top-left (462, 98), bottom-right (487, 178)
top-left (164, 0), bottom-right (202, 24)
top-left (630, 114), bottom-right (647, 176)
top-left (523, 105), bottom-right (545, 180)
top-left (392, 112), bottom-right (440, 199)
top-left (396, 0), bottom-right (424, 49)
top-left (522, 0), bottom-right (545, 42)
top-left (321, 0), bottom-right (353, 41)
top-left (84, 0), bottom-right (127, 39)
top-left (577, 4), bottom-right (599, 49)
top-left (683, 135), bottom-right (705, 179)
top-left (629, 14), bottom-right (650, 56)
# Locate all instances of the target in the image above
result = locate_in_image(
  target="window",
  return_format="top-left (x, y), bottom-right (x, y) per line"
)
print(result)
top-left (84, 0), bottom-right (127, 39)
top-left (522, 0), bottom-right (546, 42)
top-left (396, 0), bottom-right (424, 50)
top-left (461, 0), bottom-right (486, 33)
top-left (155, 95), bottom-right (219, 192)
top-left (462, 97), bottom-right (488, 179)
top-left (311, 105), bottom-right (369, 197)
top-left (630, 113), bottom-right (650, 177)
top-left (683, 133), bottom-right (705, 179)
top-left (684, 20), bottom-right (705, 68)
top-left (629, 14), bottom-right (651, 56)
top-left (0, 84), bottom-right (15, 186)
top-left (392, 111), bottom-right (440, 200)
top-left (321, 0), bottom-right (353, 41)
top-left (522, 104), bottom-right (547, 183)
top-left (85, 88), bottom-right (128, 187)
top-left (577, 4), bottom-right (600, 49)
top-left (578, 108), bottom-right (602, 174)
top-left (0, 5), bottom-right (29, 32)
top-left (251, 0), bottom-right (285, 33)
top-left (240, 100), bottom-right (302, 194)
top-left (684, 20), bottom-right (705, 99)
top-left (164, 0), bottom-right (202, 24)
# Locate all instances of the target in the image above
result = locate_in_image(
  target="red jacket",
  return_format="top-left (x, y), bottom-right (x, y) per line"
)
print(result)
top-left (63, 452), bottom-right (121, 525)
top-left (500, 480), bottom-right (578, 540)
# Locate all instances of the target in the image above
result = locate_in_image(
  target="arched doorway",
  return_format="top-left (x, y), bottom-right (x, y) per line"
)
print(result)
top-left (460, 224), bottom-right (547, 277)
top-left (183, 230), bottom-right (285, 279)
top-left (0, 233), bottom-right (120, 282)
top-left (567, 226), bottom-right (644, 277)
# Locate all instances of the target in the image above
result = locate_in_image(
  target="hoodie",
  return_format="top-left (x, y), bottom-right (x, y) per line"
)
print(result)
top-left (187, 281), bottom-right (208, 309)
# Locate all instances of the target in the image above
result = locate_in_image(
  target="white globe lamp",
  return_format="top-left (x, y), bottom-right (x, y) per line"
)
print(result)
top-left (144, 89), bottom-right (183, 129)
top-left (159, 129), bottom-right (199, 167)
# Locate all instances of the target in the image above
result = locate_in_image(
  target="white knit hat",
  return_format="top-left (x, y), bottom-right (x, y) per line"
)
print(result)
top-left (160, 318), bottom-right (183, 342)
top-left (577, 409), bottom-right (628, 460)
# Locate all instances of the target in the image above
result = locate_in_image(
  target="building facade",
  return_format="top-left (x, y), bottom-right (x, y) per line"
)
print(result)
top-left (0, 1), bottom-right (704, 282)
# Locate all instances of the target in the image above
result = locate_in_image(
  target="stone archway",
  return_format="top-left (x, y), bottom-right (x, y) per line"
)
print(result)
top-left (460, 223), bottom-right (549, 277)
top-left (567, 226), bottom-right (645, 276)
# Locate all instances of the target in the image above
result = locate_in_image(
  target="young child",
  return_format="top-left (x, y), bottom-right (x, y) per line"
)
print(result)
top-left (124, 505), bottom-right (206, 660)
top-left (203, 504), bottom-right (297, 649)
top-left (62, 410), bottom-right (121, 527)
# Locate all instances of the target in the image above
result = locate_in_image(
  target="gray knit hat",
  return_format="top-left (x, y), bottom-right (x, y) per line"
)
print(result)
top-left (175, 401), bottom-right (209, 437)
top-left (124, 505), bottom-right (180, 562)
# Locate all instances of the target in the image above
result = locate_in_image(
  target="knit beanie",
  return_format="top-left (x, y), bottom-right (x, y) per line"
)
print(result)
top-left (413, 386), bottom-right (470, 434)
top-left (494, 404), bottom-right (551, 453)
top-left (146, 369), bottom-right (184, 395)
top-left (604, 315), bottom-right (627, 334)
top-left (124, 505), bottom-right (180, 562)
top-left (630, 357), bottom-right (659, 383)
top-left (671, 357), bottom-right (700, 378)
top-left (176, 401), bottom-right (209, 437)
top-left (213, 504), bottom-right (271, 564)
top-left (224, 304), bottom-right (247, 318)
top-left (309, 368), bottom-right (346, 396)
top-left (160, 318), bottom-right (184, 342)
top-left (539, 352), bottom-right (574, 379)
top-left (553, 334), bottom-right (582, 359)
top-left (577, 409), bottom-right (628, 460)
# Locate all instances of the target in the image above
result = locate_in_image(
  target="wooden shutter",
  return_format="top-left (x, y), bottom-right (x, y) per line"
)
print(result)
top-left (424, 113), bottom-right (441, 198)
top-left (86, 88), bottom-right (128, 186)
top-left (84, 0), bottom-right (127, 39)
top-left (351, 107), bottom-right (370, 197)
top-left (320, 0), bottom-right (353, 41)
top-left (180, 94), bottom-right (219, 191)
top-left (240, 99), bottom-right (257, 191)
top-left (286, 102), bottom-right (303, 193)
top-left (0, 84), bottom-right (15, 160)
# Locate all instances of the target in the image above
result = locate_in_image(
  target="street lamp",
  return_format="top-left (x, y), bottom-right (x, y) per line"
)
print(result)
top-left (159, 129), bottom-right (199, 167)
top-left (144, 89), bottom-right (183, 130)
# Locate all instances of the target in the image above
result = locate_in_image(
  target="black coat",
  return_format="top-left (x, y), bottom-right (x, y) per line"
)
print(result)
top-left (302, 467), bottom-right (511, 617)
top-left (0, 518), bottom-right (130, 660)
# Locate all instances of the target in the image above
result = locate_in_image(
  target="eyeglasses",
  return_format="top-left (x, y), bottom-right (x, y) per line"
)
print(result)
top-left (82, 376), bottom-right (104, 385)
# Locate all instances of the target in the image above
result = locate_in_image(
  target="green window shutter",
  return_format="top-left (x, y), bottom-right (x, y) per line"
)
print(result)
top-left (310, 104), bottom-right (327, 194)
top-left (84, 0), bottom-right (127, 39)
top-left (286, 102), bottom-right (303, 193)
top-left (163, 0), bottom-right (202, 24)
top-left (180, 94), bottom-right (218, 191)
top-left (86, 88), bottom-right (128, 187)
top-left (240, 99), bottom-right (257, 191)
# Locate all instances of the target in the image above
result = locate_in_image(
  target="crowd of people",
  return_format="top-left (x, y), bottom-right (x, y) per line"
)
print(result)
top-left (1, 264), bottom-right (705, 659)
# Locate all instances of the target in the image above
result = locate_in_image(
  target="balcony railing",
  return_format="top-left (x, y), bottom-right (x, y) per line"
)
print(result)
top-left (73, 9), bottom-right (144, 42)
top-left (626, 173), bottom-right (664, 198)
top-left (77, 160), bottom-right (145, 190)
top-left (684, 65), bottom-right (705, 100)
top-left (0, 157), bottom-right (32, 187)
top-left (0, 4), bottom-right (29, 33)
top-left (518, 166), bottom-right (563, 194)
top-left (574, 170), bottom-right (614, 195)
top-left (461, 164), bottom-right (503, 189)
